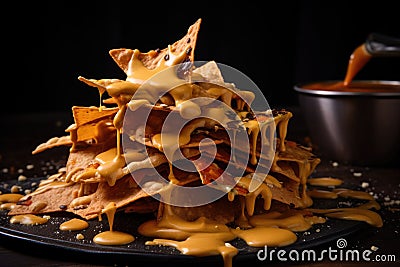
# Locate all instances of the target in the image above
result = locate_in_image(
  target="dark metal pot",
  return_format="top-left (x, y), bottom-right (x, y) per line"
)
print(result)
top-left (294, 80), bottom-right (400, 166)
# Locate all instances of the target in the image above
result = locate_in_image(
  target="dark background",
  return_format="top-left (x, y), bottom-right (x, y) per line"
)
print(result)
top-left (4, 0), bottom-right (400, 114)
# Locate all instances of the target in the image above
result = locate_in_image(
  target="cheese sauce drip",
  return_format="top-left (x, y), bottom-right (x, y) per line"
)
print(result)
top-left (93, 202), bottom-right (135, 245)
top-left (140, 200), bottom-right (304, 267)
top-left (306, 185), bottom-right (383, 227)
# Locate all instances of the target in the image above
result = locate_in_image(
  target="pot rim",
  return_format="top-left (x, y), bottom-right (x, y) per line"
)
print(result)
top-left (294, 80), bottom-right (400, 96)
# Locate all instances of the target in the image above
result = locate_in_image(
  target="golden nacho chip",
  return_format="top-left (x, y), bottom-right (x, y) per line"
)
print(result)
top-left (268, 174), bottom-right (306, 208)
top-left (66, 143), bottom-right (111, 176)
top-left (69, 175), bottom-right (148, 220)
top-left (191, 158), bottom-right (237, 187)
top-left (109, 18), bottom-right (201, 76)
top-left (71, 106), bottom-right (118, 128)
top-left (32, 135), bottom-right (72, 155)
top-left (160, 195), bottom-right (241, 225)
top-left (77, 77), bottom-right (141, 103)
top-left (123, 196), bottom-right (160, 214)
top-left (273, 141), bottom-right (321, 182)
top-left (192, 60), bottom-right (225, 85)
top-left (8, 181), bottom-right (81, 216)
top-left (70, 164), bottom-right (201, 220)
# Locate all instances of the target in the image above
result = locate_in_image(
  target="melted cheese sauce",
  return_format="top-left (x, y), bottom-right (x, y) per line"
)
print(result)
top-left (93, 202), bottom-right (135, 246)
top-left (137, 170), bottom-right (382, 267)
top-left (147, 233), bottom-right (238, 267)
top-left (307, 177), bottom-right (343, 186)
top-left (10, 214), bottom-right (49, 225)
top-left (0, 203), bottom-right (16, 210)
top-left (231, 227), bottom-right (296, 247)
top-left (4, 25), bottom-right (386, 267)
top-left (140, 203), bottom-right (301, 267)
top-left (0, 193), bottom-right (24, 203)
top-left (59, 218), bottom-right (89, 231)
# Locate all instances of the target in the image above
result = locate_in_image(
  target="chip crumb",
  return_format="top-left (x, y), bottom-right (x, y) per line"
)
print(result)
top-left (10, 185), bottom-right (22, 193)
top-left (18, 175), bottom-right (27, 182)
top-left (315, 228), bottom-right (321, 233)
top-left (332, 162), bottom-right (339, 167)
top-left (17, 169), bottom-right (24, 174)
top-left (26, 164), bottom-right (34, 170)
top-left (24, 189), bottom-right (32, 195)
top-left (2, 168), bottom-right (8, 173)
top-left (353, 172), bottom-right (362, 177)
top-left (361, 182), bottom-right (369, 188)
top-left (370, 245), bottom-right (379, 251)
top-left (76, 233), bottom-right (85, 240)
top-left (43, 215), bottom-right (51, 220)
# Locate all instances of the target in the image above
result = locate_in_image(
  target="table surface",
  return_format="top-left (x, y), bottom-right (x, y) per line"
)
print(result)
top-left (0, 107), bottom-right (399, 267)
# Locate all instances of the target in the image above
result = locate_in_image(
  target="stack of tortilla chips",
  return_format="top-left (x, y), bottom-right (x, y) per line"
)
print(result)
top-left (9, 18), bottom-right (320, 228)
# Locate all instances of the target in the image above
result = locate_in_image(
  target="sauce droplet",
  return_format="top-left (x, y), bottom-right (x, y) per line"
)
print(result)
top-left (60, 218), bottom-right (89, 231)
top-left (93, 230), bottom-right (135, 245)
top-left (93, 202), bottom-right (135, 245)
top-left (10, 214), bottom-right (49, 225)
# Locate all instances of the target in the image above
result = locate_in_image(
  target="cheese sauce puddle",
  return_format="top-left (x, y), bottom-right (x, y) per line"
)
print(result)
top-left (60, 218), bottom-right (89, 231)
top-left (93, 202), bottom-right (135, 245)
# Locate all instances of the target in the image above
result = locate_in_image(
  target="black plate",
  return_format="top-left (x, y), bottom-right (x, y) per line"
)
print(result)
top-left (0, 175), bottom-right (364, 266)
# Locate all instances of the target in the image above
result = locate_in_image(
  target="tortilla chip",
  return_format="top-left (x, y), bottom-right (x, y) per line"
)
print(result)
top-left (69, 175), bottom-right (148, 220)
top-left (109, 18), bottom-right (201, 75)
top-left (123, 197), bottom-right (160, 214)
top-left (32, 135), bottom-right (72, 155)
top-left (66, 144), bottom-right (108, 175)
top-left (8, 181), bottom-right (81, 216)
top-left (192, 60), bottom-right (225, 85)
top-left (163, 195), bottom-right (240, 225)
top-left (273, 141), bottom-right (321, 182)
top-left (268, 173), bottom-right (305, 208)
top-left (71, 106), bottom-right (118, 128)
